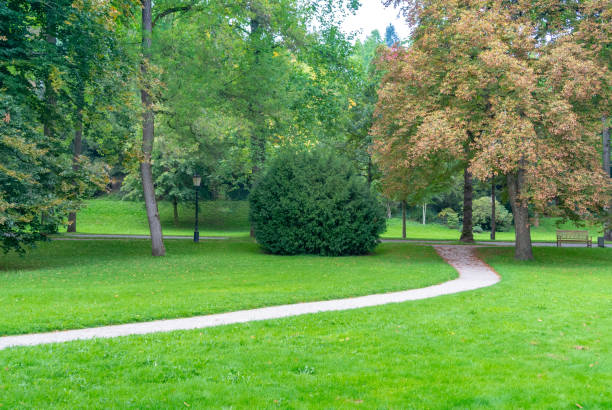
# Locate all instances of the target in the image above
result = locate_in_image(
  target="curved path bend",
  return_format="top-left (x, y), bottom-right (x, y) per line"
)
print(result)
top-left (0, 245), bottom-right (500, 350)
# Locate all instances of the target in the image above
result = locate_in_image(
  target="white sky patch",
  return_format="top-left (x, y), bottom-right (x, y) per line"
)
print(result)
top-left (341, 0), bottom-right (412, 42)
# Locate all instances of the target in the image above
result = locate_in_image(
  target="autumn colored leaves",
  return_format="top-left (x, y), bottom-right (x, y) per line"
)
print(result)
top-left (372, 0), bottom-right (611, 259)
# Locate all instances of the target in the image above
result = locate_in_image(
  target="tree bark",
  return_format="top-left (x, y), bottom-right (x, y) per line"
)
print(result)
top-left (490, 180), bottom-right (495, 240)
top-left (67, 102), bottom-right (82, 233)
top-left (603, 115), bottom-right (610, 177)
top-left (141, 0), bottom-right (165, 256)
top-left (603, 116), bottom-right (612, 241)
top-left (173, 197), bottom-right (179, 226)
top-left (460, 167), bottom-right (474, 242)
top-left (401, 200), bottom-right (406, 239)
top-left (507, 170), bottom-right (533, 260)
top-left (422, 203), bottom-right (426, 225)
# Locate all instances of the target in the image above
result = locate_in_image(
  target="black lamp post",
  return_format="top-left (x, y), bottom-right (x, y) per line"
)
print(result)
top-left (193, 174), bottom-right (201, 242)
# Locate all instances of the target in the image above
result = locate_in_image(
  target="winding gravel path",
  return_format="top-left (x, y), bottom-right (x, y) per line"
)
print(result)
top-left (0, 245), bottom-right (500, 350)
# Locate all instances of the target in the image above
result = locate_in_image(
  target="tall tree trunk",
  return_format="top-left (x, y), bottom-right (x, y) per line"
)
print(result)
top-left (460, 167), bottom-right (474, 242)
top-left (490, 180), bottom-right (496, 240)
top-left (140, 0), bottom-right (165, 256)
top-left (173, 197), bottom-right (179, 226)
top-left (67, 94), bottom-right (83, 233)
top-left (507, 170), bottom-right (533, 260)
top-left (604, 115), bottom-right (610, 176)
top-left (603, 115), bottom-right (611, 241)
top-left (401, 200), bottom-right (406, 239)
top-left (422, 203), bottom-right (426, 225)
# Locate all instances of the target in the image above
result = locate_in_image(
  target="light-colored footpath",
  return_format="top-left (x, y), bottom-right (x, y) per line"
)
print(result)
top-left (0, 245), bottom-right (500, 350)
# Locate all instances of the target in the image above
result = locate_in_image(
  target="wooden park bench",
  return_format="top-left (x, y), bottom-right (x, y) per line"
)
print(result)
top-left (556, 230), bottom-right (592, 247)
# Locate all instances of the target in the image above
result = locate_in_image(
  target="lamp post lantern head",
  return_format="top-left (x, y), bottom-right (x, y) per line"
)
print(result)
top-left (193, 174), bottom-right (201, 187)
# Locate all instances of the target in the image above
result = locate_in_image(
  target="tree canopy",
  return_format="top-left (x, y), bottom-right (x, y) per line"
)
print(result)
top-left (374, 0), bottom-right (611, 259)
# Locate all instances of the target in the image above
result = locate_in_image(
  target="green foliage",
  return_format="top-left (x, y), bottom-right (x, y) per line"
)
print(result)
top-left (437, 208), bottom-right (459, 229)
top-left (0, 0), bottom-right (133, 251)
top-left (0, 94), bottom-right (101, 253)
top-left (472, 196), bottom-right (513, 231)
top-left (249, 148), bottom-right (386, 255)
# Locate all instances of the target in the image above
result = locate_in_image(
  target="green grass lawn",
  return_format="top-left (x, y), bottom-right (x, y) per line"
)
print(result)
top-left (0, 246), bottom-right (610, 407)
top-left (64, 198), bottom-right (250, 237)
top-left (384, 216), bottom-right (607, 242)
top-left (0, 240), bottom-right (455, 336)
top-left (64, 198), bottom-right (608, 243)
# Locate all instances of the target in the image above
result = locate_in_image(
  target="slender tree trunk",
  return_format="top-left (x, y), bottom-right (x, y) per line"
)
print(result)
top-left (460, 167), bottom-right (474, 242)
top-left (603, 115), bottom-right (611, 241)
top-left (490, 180), bottom-right (495, 240)
top-left (422, 203), bottom-right (426, 225)
top-left (386, 202), bottom-right (392, 219)
top-left (140, 0), bottom-right (165, 256)
top-left (67, 95), bottom-right (83, 233)
top-left (604, 115), bottom-right (610, 176)
top-left (507, 170), bottom-right (533, 260)
top-left (367, 157), bottom-right (373, 188)
top-left (173, 197), bottom-right (179, 226)
top-left (401, 200), bottom-right (406, 239)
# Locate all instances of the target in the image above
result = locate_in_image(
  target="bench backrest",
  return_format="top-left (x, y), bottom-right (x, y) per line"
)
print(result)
top-left (556, 230), bottom-right (589, 239)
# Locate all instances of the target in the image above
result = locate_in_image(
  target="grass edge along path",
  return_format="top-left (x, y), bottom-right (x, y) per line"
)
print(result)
top-left (0, 245), bottom-right (499, 350)
top-left (0, 240), bottom-right (456, 336)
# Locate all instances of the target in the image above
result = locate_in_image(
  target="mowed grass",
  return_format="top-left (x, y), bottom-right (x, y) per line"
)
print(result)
top-left (0, 247), bottom-right (610, 408)
top-left (64, 198), bottom-right (608, 243)
top-left (384, 216), bottom-right (607, 242)
top-left (0, 240), bottom-right (455, 335)
top-left (64, 198), bottom-right (250, 237)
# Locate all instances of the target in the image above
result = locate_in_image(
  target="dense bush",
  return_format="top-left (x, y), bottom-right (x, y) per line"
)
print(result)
top-left (473, 196), bottom-right (513, 231)
top-left (437, 208), bottom-right (459, 229)
top-left (249, 149), bottom-right (386, 256)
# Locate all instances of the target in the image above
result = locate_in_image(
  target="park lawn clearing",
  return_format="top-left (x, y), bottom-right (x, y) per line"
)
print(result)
top-left (62, 198), bottom-right (609, 243)
top-left (0, 247), bottom-right (610, 408)
top-left (383, 216), bottom-right (608, 243)
top-left (62, 198), bottom-right (250, 237)
top-left (0, 240), bottom-right (456, 336)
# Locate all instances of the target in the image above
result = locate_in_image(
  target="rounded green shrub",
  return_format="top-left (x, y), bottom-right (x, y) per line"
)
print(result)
top-left (437, 208), bottom-right (459, 229)
top-left (472, 196), bottom-right (513, 231)
top-left (249, 148), bottom-right (386, 256)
